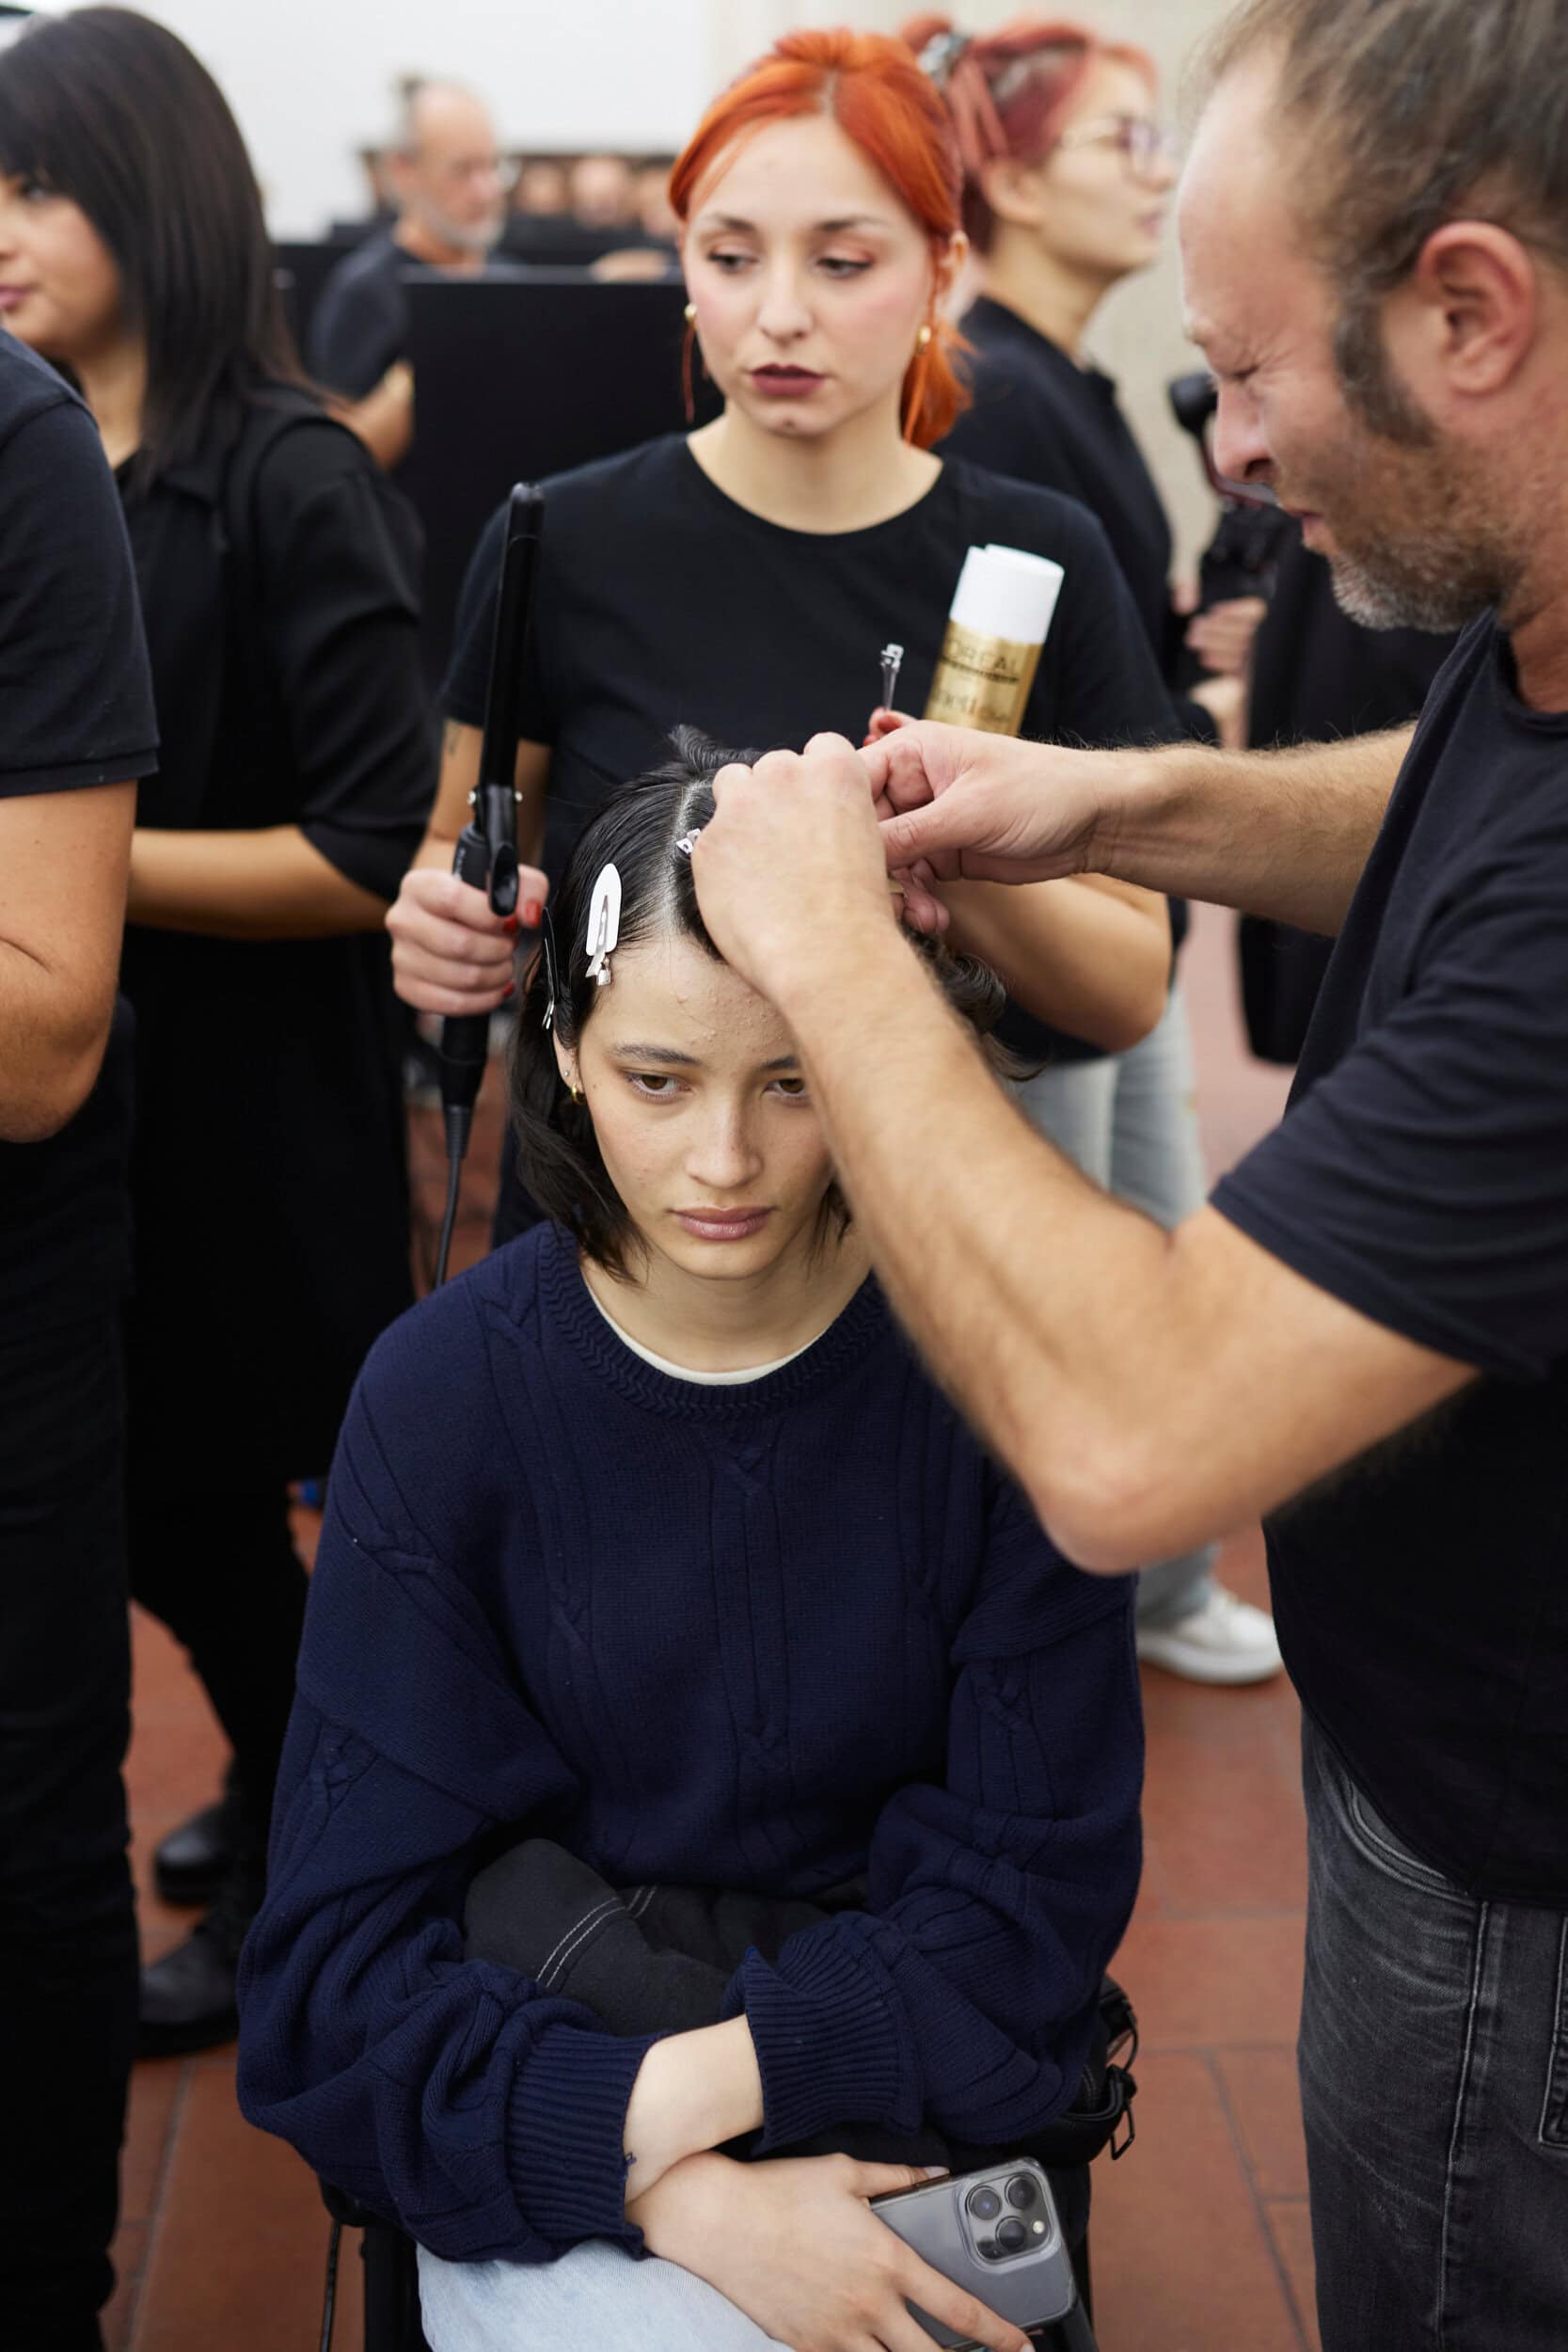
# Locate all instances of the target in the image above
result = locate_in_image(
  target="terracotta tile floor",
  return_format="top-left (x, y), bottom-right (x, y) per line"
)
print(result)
top-left (110, 904), bottom-right (1315, 2352)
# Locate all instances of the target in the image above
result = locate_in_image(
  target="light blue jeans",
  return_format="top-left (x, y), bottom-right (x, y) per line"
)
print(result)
top-left (1011, 984), bottom-right (1215, 1629)
top-left (418, 2237), bottom-right (787, 2350)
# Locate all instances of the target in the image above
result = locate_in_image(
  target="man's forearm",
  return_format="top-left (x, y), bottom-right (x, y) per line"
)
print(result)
top-left (785, 930), bottom-right (1195, 1566)
top-left (128, 824), bottom-right (388, 939)
top-left (1102, 726), bottom-right (1410, 934)
top-left (0, 941), bottom-right (116, 1141)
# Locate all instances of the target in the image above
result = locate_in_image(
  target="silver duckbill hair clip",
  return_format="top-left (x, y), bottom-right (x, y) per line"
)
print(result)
top-left (585, 862), bottom-right (622, 988)
top-left (879, 642), bottom-right (905, 709)
top-left (673, 829), bottom-right (703, 859)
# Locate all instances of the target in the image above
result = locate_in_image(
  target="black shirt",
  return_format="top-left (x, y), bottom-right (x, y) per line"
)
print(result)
top-left (0, 340), bottom-right (158, 1337)
top-left (1240, 526), bottom-right (1458, 1063)
top-left (1212, 615), bottom-right (1568, 1901)
top-left (443, 434), bottom-right (1178, 1062)
top-left (308, 230), bottom-right (526, 400)
top-left (118, 388), bottom-right (432, 1486)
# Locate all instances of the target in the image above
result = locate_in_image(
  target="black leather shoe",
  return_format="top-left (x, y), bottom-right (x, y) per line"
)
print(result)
top-left (153, 1789), bottom-right (237, 1907)
top-left (137, 1870), bottom-right (256, 2058)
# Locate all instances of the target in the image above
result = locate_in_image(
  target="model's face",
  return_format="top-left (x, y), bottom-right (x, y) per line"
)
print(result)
top-left (1180, 60), bottom-right (1515, 632)
top-left (560, 930), bottom-right (838, 1288)
top-left (682, 112), bottom-right (950, 446)
top-left (1021, 58), bottom-right (1174, 286)
top-left (0, 173), bottom-right (121, 362)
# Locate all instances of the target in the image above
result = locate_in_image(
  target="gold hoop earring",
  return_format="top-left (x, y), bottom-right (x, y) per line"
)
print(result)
top-left (570, 1084), bottom-right (584, 1104)
top-left (684, 301), bottom-right (696, 325)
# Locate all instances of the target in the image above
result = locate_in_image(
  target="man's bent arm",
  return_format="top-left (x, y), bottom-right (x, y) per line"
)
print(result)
top-left (1106, 727), bottom-right (1412, 934)
top-left (874, 721), bottom-right (1413, 940)
top-left (0, 781), bottom-right (135, 1140)
top-left (784, 927), bottom-right (1471, 1569)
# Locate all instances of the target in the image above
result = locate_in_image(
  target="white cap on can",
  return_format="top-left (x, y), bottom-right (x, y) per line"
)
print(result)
top-left (947, 543), bottom-right (1066, 645)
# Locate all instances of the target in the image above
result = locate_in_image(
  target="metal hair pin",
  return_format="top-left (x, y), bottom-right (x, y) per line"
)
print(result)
top-left (879, 642), bottom-right (905, 709)
top-left (585, 862), bottom-right (622, 988)
top-left (673, 829), bottom-right (703, 859)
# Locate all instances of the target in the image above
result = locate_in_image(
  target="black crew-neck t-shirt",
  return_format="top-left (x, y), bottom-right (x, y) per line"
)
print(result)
top-left (443, 435), bottom-right (1179, 1059)
top-left (0, 340), bottom-right (158, 1336)
top-left (1212, 615), bottom-right (1568, 1902)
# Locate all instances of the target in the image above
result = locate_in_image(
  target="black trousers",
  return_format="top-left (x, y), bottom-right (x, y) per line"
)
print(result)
top-left (127, 1485), bottom-right (309, 1871)
top-left (0, 1312), bottom-right (136, 2352)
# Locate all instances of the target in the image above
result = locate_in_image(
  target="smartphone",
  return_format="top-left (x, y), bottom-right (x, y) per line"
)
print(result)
top-left (870, 2159), bottom-right (1080, 2348)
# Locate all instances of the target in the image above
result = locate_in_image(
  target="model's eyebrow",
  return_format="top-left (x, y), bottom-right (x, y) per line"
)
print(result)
top-left (691, 210), bottom-right (893, 235)
top-left (610, 1041), bottom-right (800, 1073)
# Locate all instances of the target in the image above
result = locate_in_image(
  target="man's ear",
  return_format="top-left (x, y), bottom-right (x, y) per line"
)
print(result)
top-left (1389, 219), bottom-right (1539, 403)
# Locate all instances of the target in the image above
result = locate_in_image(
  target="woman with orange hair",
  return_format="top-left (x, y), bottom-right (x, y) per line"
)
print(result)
top-left (908, 16), bottom-right (1283, 1687)
top-left (385, 25), bottom-right (1181, 1250)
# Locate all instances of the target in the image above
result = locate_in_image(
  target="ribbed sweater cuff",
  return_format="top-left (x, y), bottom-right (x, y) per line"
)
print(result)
top-left (726, 1931), bottom-right (920, 2150)
top-left (505, 2023), bottom-right (657, 2249)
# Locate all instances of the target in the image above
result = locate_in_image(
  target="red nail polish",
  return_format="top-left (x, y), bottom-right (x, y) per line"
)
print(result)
top-left (502, 913), bottom-right (521, 935)
top-left (502, 981), bottom-right (516, 998)
top-left (522, 899), bottom-right (542, 929)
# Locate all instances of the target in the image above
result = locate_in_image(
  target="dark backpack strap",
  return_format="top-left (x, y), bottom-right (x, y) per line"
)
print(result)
top-left (1023, 1975), bottom-right (1139, 2169)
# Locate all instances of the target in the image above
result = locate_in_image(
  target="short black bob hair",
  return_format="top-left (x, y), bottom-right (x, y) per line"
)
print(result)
top-left (0, 7), bottom-right (305, 493)
top-left (511, 725), bottom-right (1014, 1278)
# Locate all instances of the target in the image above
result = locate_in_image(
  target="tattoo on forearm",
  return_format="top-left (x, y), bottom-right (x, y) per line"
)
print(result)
top-left (442, 719), bottom-right (465, 762)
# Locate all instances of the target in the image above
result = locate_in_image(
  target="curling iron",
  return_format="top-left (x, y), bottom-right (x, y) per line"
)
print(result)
top-left (435, 482), bottom-right (544, 1285)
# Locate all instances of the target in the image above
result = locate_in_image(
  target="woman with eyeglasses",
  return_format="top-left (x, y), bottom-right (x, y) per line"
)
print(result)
top-left (894, 16), bottom-right (1282, 1688)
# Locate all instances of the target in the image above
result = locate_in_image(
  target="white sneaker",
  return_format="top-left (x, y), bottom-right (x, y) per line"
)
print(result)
top-left (1135, 1585), bottom-right (1283, 1685)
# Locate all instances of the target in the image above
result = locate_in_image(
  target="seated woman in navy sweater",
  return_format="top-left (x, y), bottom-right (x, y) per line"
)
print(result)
top-left (237, 734), bottom-right (1143, 2352)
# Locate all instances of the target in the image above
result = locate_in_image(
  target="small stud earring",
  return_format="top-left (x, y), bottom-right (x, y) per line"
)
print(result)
top-left (916, 322), bottom-right (933, 349)
top-left (684, 301), bottom-right (696, 326)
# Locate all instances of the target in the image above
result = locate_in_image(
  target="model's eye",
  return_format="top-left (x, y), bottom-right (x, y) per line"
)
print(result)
top-left (770, 1077), bottom-right (809, 1099)
top-left (706, 248), bottom-right (752, 272)
top-left (627, 1073), bottom-right (685, 1099)
top-left (818, 255), bottom-right (873, 278)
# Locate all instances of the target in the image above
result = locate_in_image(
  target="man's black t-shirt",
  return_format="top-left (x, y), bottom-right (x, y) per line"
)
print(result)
top-left (308, 231), bottom-right (527, 401)
top-left (443, 435), bottom-right (1179, 1059)
top-left (0, 340), bottom-right (158, 1335)
top-left (1213, 615), bottom-right (1568, 1902)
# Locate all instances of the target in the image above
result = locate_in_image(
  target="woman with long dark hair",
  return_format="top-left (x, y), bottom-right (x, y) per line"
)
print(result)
top-left (240, 737), bottom-right (1143, 2352)
top-left (0, 6), bottom-right (434, 2053)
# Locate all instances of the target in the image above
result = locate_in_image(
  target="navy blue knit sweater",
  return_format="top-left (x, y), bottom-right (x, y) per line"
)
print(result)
top-left (236, 1223), bottom-right (1142, 2263)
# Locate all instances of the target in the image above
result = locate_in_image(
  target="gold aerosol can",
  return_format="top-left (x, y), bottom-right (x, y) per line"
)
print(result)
top-left (924, 545), bottom-right (1066, 736)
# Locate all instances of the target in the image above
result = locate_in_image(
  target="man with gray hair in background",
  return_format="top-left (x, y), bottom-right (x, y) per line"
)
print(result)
top-left (687, 2), bottom-right (1568, 2343)
top-left (309, 77), bottom-right (513, 469)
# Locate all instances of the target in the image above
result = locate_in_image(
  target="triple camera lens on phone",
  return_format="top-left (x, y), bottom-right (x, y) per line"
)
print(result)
top-left (966, 2171), bottom-right (1045, 2260)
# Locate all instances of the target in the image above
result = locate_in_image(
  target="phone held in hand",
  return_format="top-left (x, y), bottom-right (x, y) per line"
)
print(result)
top-left (870, 2160), bottom-right (1082, 2349)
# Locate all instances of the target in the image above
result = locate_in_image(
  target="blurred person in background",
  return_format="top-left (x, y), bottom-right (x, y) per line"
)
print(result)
top-left (909, 14), bottom-right (1280, 1685)
top-left (0, 323), bottom-right (156, 2352)
top-left (0, 3), bottom-right (433, 2058)
top-left (309, 75), bottom-right (515, 468)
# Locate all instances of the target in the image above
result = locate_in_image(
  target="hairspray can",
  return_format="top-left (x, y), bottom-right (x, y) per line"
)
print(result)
top-left (923, 544), bottom-right (1066, 735)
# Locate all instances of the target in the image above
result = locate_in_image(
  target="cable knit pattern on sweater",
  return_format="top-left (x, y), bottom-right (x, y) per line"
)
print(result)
top-left (236, 1222), bottom-right (1142, 2261)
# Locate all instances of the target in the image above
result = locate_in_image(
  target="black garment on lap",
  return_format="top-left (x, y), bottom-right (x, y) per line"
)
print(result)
top-left (464, 1837), bottom-right (1100, 2246)
top-left (1213, 613), bottom-right (1568, 1901)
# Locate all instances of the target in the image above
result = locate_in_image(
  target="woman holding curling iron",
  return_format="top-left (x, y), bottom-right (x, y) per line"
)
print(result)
top-left (0, 7), bottom-right (434, 2052)
top-left (386, 25), bottom-right (1183, 1251)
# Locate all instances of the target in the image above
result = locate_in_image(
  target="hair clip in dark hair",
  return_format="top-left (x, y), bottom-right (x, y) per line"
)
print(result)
top-left (673, 829), bottom-right (703, 859)
top-left (585, 862), bottom-right (622, 988)
top-left (917, 29), bottom-right (973, 88)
